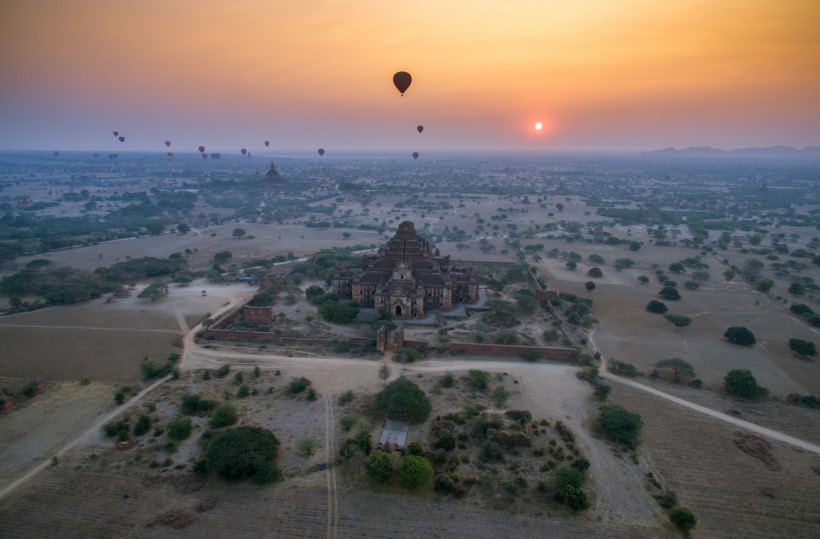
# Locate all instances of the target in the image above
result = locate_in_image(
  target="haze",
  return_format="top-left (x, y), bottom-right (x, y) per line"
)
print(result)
top-left (1, 0), bottom-right (819, 152)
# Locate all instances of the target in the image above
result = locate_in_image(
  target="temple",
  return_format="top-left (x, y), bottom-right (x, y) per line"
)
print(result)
top-left (333, 221), bottom-right (480, 319)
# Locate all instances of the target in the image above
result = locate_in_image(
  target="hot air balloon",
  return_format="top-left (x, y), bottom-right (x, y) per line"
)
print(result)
top-left (201, 153), bottom-right (208, 159)
top-left (393, 71), bottom-right (412, 96)
top-left (118, 136), bottom-right (125, 143)
top-left (112, 131), bottom-right (119, 137)
top-left (53, 151), bottom-right (59, 156)
top-left (198, 146), bottom-right (206, 153)
top-left (417, 125), bottom-right (424, 134)
top-left (166, 151), bottom-right (174, 157)
top-left (241, 148), bottom-right (247, 156)
top-left (165, 140), bottom-right (171, 147)
top-left (264, 140), bottom-right (270, 147)
top-left (412, 152), bottom-right (419, 160)
top-left (318, 148), bottom-right (325, 156)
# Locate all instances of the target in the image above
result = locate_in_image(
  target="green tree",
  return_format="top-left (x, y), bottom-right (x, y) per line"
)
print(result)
top-left (598, 405), bottom-right (643, 448)
top-left (177, 223), bottom-right (191, 234)
top-left (202, 426), bottom-right (280, 482)
top-left (646, 300), bottom-right (668, 314)
top-left (669, 506), bottom-right (697, 533)
top-left (724, 369), bottom-right (759, 398)
top-left (138, 281), bottom-right (169, 302)
top-left (365, 451), bottom-right (393, 484)
top-left (788, 338), bottom-right (817, 358)
top-left (213, 251), bottom-right (232, 264)
top-left (318, 300), bottom-right (360, 323)
top-left (232, 227), bottom-right (246, 239)
top-left (133, 415), bottom-right (151, 436)
top-left (756, 278), bottom-right (774, 293)
top-left (788, 282), bottom-right (806, 296)
top-left (584, 281), bottom-right (596, 292)
top-left (492, 386), bottom-right (510, 407)
top-left (375, 378), bottom-right (431, 423)
top-left (398, 455), bottom-right (434, 490)
top-left (723, 269), bottom-right (736, 282)
top-left (560, 485), bottom-right (591, 512)
top-left (466, 369), bottom-right (490, 391)
top-left (668, 262), bottom-right (685, 273)
top-left (724, 326), bottom-right (756, 346)
top-left (587, 267), bottom-right (603, 278)
top-left (659, 286), bottom-right (681, 301)
top-left (305, 284), bottom-right (325, 303)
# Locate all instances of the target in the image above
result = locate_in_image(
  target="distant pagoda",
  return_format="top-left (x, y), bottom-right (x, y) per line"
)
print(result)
top-left (263, 161), bottom-right (285, 185)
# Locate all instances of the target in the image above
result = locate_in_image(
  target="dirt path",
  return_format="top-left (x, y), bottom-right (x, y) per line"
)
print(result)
top-left (589, 328), bottom-right (820, 456)
top-left (324, 395), bottom-right (338, 539)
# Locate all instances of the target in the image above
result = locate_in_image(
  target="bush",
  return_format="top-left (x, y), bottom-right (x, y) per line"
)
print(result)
top-left (553, 466), bottom-right (586, 490)
top-left (180, 393), bottom-right (216, 415)
top-left (398, 455), bottom-right (434, 490)
top-left (724, 326), bottom-right (756, 346)
top-left (202, 426), bottom-right (280, 482)
top-left (375, 378), bottom-right (431, 423)
top-left (133, 415), bottom-right (152, 436)
top-left (439, 372), bottom-right (455, 388)
top-left (598, 404), bottom-right (643, 448)
top-left (209, 403), bottom-right (238, 428)
top-left (366, 451), bottom-right (393, 484)
top-left (788, 338), bottom-right (817, 357)
top-left (645, 300), bottom-right (668, 314)
top-left (491, 386), bottom-right (510, 407)
top-left (102, 419), bottom-right (130, 440)
top-left (659, 286), bottom-right (681, 301)
top-left (669, 506), bottom-right (697, 533)
top-left (166, 417), bottom-right (193, 441)
top-left (397, 347), bottom-right (421, 363)
top-left (288, 377), bottom-right (312, 394)
top-left (587, 267), bottom-right (603, 278)
top-left (724, 369), bottom-right (760, 398)
top-left (559, 485), bottom-right (591, 512)
top-left (521, 350), bottom-right (540, 362)
top-left (466, 370), bottom-right (490, 391)
top-left (664, 314), bottom-right (692, 328)
top-left (607, 359), bottom-right (640, 378)
top-left (593, 383), bottom-right (611, 401)
top-left (297, 439), bottom-right (317, 457)
top-left (789, 303), bottom-right (814, 317)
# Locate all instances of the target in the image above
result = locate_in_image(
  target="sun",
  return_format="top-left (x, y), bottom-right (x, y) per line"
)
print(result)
top-left (534, 122), bottom-right (543, 130)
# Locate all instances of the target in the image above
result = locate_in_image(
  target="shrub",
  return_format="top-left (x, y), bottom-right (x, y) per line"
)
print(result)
top-left (553, 466), bottom-right (586, 490)
top-left (209, 403), bottom-right (238, 428)
top-left (559, 485), bottom-right (591, 512)
top-left (593, 383), bottom-right (611, 401)
top-left (335, 339), bottom-right (352, 353)
top-left (133, 415), bottom-right (152, 436)
top-left (789, 303), bottom-right (814, 317)
top-left (645, 300), bottom-right (668, 314)
top-left (664, 314), bottom-right (692, 328)
top-left (724, 326), bottom-right (756, 346)
top-left (439, 372), bottom-right (455, 388)
top-left (288, 377), bottom-right (312, 394)
top-left (598, 404), bottom-right (643, 448)
top-left (102, 419), bottom-right (130, 440)
top-left (788, 338), bottom-right (817, 357)
top-left (166, 417), bottom-right (193, 441)
top-left (491, 386), bottom-right (510, 407)
top-left (297, 438), bottom-right (317, 457)
top-left (669, 506), bottom-right (697, 533)
top-left (340, 415), bottom-right (357, 431)
top-left (375, 378), bottom-right (431, 423)
top-left (202, 426), bottom-right (280, 482)
top-left (181, 393), bottom-right (216, 415)
top-left (724, 369), bottom-right (760, 398)
top-left (398, 455), bottom-right (434, 490)
top-left (366, 451), bottom-right (393, 484)
top-left (659, 286), bottom-right (681, 301)
top-left (397, 347), bottom-right (421, 363)
top-left (587, 267), bottom-right (603, 278)
top-left (607, 359), bottom-right (640, 378)
top-left (466, 370), bottom-right (490, 391)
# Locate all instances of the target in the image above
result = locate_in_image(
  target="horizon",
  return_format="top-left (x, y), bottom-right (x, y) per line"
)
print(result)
top-left (2, 1), bottom-right (819, 152)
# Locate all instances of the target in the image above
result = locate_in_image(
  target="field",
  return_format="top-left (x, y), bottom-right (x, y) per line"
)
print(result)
top-left (1, 153), bottom-right (819, 537)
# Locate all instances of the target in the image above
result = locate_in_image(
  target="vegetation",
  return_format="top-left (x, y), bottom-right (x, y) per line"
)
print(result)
top-left (646, 300), bottom-right (668, 314)
top-left (598, 404), bottom-right (643, 448)
top-left (288, 377), bottom-right (312, 394)
top-left (201, 426), bottom-right (281, 484)
top-left (724, 326), bottom-right (756, 346)
top-left (664, 314), bottom-right (692, 328)
top-left (466, 369), bottom-right (491, 391)
top-left (669, 506), bottom-right (697, 533)
top-left (724, 369), bottom-right (761, 398)
top-left (788, 338), bottom-right (817, 357)
top-left (209, 403), bottom-right (239, 428)
top-left (659, 286), bottom-right (681, 301)
top-left (398, 454), bottom-right (435, 490)
top-left (375, 378), bottom-right (431, 423)
top-left (180, 393), bottom-right (216, 415)
top-left (166, 417), bottom-right (193, 441)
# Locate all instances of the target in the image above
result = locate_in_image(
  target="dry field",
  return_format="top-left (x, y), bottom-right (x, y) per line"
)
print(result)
top-left (606, 382), bottom-right (820, 539)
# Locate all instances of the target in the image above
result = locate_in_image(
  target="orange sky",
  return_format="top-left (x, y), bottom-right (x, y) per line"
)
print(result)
top-left (1, 0), bottom-right (818, 151)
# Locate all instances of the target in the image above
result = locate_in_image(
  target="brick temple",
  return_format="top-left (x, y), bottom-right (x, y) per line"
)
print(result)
top-left (333, 221), bottom-right (479, 319)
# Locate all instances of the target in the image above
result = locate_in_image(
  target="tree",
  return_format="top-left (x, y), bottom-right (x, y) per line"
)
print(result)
top-left (176, 223), bottom-right (191, 234)
top-left (788, 282), bottom-right (806, 296)
top-left (565, 260), bottom-right (577, 270)
top-left (668, 262), bottom-right (685, 273)
top-left (138, 281), bottom-right (169, 302)
top-left (213, 250), bottom-right (232, 264)
top-left (788, 338), bottom-right (817, 358)
top-left (587, 267), bottom-right (603, 278)
top-left (724, 326), bottom-right (756, 346)
top-left (669, 506), bottom-right (697, 533)
top-left (305, 284), bottom-right (325, 303)
top-left (724, 369), bottom-right (759, 398)
top-left (598, 404), bottom-right (643, 448)
top-left (664, 314), bottom-right (692, 328)
top-left (646, 300), bottom-right (668, 314)
top-left (756, 278), bottom-right (774, 293)
top-left (365, 451), bottom-right (393, 484)
top-left (398, 455), bottom-right (434, 490)
top-left (560, 485), bottom-right (591, 512)
top-left (629, 241), bottom-right (642, 251)
top-left (318, 300), bottom-right (360, 324)
top-left (723, 269), bottom-right (736, 282)
top-left (378, 364), bottom-right (391, 386)
top-left (638, 275), bottom-right (650, 285)
top-left (659, 286), bottom-right (681, 301)
top-left (375, 378), bottom-right (431, 423)
top-left (584, 281), bottom-right (596, 293)
top-left (232, 227), bottom-right (246, 239)
top-left (202, 426), bottom-right (280, 483)
top-left (209, 403), bottom-right (239, 428)
top-left (491, 386), bottom-right (510, 407)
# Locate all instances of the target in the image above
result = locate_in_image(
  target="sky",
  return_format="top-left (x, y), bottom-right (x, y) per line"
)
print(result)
top-left (1, 0), bottom-right (819, 153)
